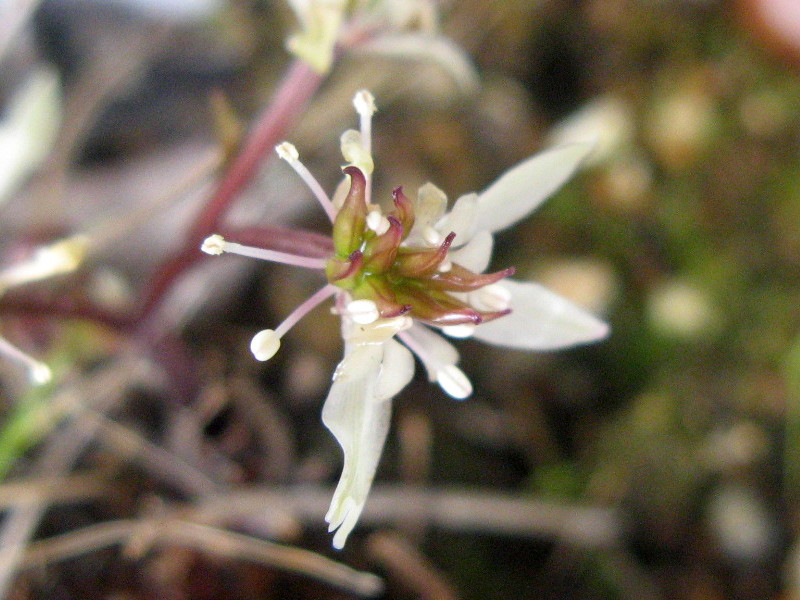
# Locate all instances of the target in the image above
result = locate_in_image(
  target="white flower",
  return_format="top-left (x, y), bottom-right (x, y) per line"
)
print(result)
top-left (283, 0), bottom-right (478, 93)
top-left (285, 0), bottom-right (348, 73)
top-left (201, 90), bottom-right (608, 548)
top-left (0, 234), bottom-right (89, 385)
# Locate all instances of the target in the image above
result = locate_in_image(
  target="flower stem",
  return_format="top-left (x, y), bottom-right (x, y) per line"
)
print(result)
top-left (140, 59), bottom-right (324, 319)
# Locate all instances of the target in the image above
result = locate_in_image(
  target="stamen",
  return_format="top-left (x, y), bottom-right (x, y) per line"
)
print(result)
top-left (0, 335), bottom-right (52, 385)
top-left (275, 142), bottom-right (337, 222)
top-left (250, 329), bottom-right (281, 361)
top-left (201, 234), bottom-right (327, 269)
top-left (353, 90), bottom-right (376, 156)
top-left (397, 329), bottom-right (473, 400)
top-left (353, 90), bottom-right (376, 205)
top-left (250, 284), bottom-right (338, 361)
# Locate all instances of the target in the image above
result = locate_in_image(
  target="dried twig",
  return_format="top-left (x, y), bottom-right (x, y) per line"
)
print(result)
top-left (140, 59), bottom-right (324, 319)
top-left (0, 473), bottom-right (109, 508)
top-left (196, 485), bottom-right (622, 550)
top-left (21, 516), bottom-right (384, 598)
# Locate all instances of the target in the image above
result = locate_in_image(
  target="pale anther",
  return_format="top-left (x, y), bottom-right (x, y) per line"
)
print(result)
top-left (250, 329), bottom-right (281, 361)
top-left (438, 259), bottom-right (452, 273)
top-left (29, 362), bottom-right (52, 385)
top-left (347, 299), bottom-right (380, 325)
top-left (441, 324), bottom-right (475, 338)
top-left (436, 364), bottom-right (473, 400)
top-left (366, 210), bottom-right (390, 235)
top-left (275, 141), bottom-right (299, 162)
top-left (201, 234), bottom-right (226, 255)
top-left (353, 90), bottom-right (377, 117)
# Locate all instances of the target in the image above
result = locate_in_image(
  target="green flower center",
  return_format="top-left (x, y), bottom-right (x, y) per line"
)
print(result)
top-left (326, 167), bottom-right (514, 326)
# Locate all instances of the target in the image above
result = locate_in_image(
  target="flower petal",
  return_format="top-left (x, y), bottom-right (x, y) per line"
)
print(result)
top-left (321, 338), bottom-right (414, 549)
top-left (471, 279), bottom-right (609, 350)
top-left (322, 344), bottom-right (387, 549)
top-left (447, 230), bottom-right (494, 274)
top-left (285, 0), bottom-right (347, 73)
top-left (475, 143), bottom-right (593, 234)
top-left (435, 192), bottom-right (477, 244)
top-left (0, 66), bottom-right (62, 205)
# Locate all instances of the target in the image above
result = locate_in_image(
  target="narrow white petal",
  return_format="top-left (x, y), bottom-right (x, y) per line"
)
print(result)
top-left (322, 344), bottom-right (389, 548)
top-left (448, 230), bottom-right (494, 273)
top-left (476, 144), bottom-right (593, 234)
top-left (472, 279), bottom-right (609, 350)
top-left (321, 337), bottom-right (414, 549)
top-left (331, 343), bottom-right (382, 384)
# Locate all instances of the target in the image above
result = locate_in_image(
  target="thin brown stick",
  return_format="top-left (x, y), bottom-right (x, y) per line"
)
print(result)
top-left (0, 474), bottom-right (110, 508)
top-left (163, 520), bottom-right (384, 597)
top-left (197, 485), bottom-right (621, 549)
top-left (21, 517), bottom-right (384, 598)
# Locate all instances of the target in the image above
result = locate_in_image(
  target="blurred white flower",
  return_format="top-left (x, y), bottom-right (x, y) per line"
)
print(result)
top-left (0, 66), bottom-right (62, 205)
top-left (202, 90), bottom-right (608, 548)
top-left (0, 234), bottom-right (89, 385)
top-left (283, 0), bottom-right (478, 92)
top-left (285, 0), bottom-right (348, 73)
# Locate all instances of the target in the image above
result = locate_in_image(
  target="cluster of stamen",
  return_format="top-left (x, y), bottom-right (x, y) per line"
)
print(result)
top-left (326, 166), bottom-right (514, 327)
top-left (200, 90), bottom-right (515, 370)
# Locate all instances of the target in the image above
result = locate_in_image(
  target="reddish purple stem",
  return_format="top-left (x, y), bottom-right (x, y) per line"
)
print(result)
top-left (139, 59), bottom-right (324, 320)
